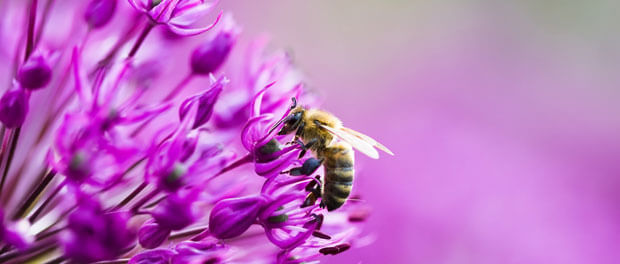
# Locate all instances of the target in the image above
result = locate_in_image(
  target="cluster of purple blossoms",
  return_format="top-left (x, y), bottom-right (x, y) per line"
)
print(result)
top-left (0, 0), bottom-right (371, 263)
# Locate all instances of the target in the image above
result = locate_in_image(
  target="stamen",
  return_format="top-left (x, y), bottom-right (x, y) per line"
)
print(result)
top-left (319, 243), bottom-right (351, 255)
top-left (311, 230), bottom-right (331, 240)
top-left (312, 214), bottom-right (324, 230)
top-left (348, 208), bottom-right (370, 222)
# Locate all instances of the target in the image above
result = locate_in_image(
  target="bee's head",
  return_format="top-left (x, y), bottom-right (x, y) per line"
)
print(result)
top-left (278, 108), bottom-right (304, 135)
top-left (269, 97), bottom-right (304, 135)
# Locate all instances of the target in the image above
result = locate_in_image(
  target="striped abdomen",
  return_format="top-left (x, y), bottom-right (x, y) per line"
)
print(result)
top-left (320, 142), bottom-right (355, 211)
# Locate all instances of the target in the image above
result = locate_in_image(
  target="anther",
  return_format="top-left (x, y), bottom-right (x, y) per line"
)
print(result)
top-left (348, 208), bottom-right (370, 222)
top-left (311, 214), bottom-right (324, 230)
top-left (318, 243), bottom-right (351, 255)
top-left (312, 230), bottom-right (331, 240)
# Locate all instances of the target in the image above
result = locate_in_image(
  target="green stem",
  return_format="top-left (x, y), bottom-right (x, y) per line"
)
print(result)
top-left (24, 0), bottom-right (38, 61)
top-left (0, 127), bottom-right (21, 199)
top-left (111, 181), bottom-right (148, 211)
top-left (130, 188), bottom-right (160, 214)
top-left (28, 180), bottom-right (65, 222)
top-left (127, 22), bottom-right (154, 58)
top-left (11, 169), bottom-right (56, 220)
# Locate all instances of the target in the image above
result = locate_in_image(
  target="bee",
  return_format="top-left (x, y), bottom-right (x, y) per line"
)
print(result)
top-left (271, 98), bottom-right (393, 211)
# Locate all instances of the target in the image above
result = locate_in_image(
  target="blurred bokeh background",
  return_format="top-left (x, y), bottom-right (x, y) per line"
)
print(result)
top-left (223, 1), bottom-right (620, 263)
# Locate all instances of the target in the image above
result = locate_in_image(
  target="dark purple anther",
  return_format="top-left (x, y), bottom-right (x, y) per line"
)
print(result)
top-left (17, 54), bottom-right (51, 90)
top-left (84, 0), bottom-right (117, 28)
top-left (191, 32), bottom-right (235, 75)
top-left (209, 195), bottom-right (266, 239)
top-left (348, 207), bottom-right (370, 222)
top-left (319, 243), bottom-right (351, 255)
top-left (0, 86), bottom-right (29, 128)
top-left (312, 230), bottom-right (331, 240)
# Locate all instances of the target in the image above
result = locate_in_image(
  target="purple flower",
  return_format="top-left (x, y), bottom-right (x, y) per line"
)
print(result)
top-left (0, 210), bottom-right (33, 251)
top-left (208, 195), bottom-right (266, 239)
top-left (85, 0), bottom-right (118, 28)
top-left (0, 83), bottom-right (29, 128)
top-left (138, 220), bottom-right (171, 249)
top-left (213, 38), bottom-right (305, 129)
top-left (128, 0), bottom-right (223, 36)
top-left (151, 188), bottom-right (200, 230)
top-left (145, 115), bottom-right (232, 192)
top-left (179, 76), bottom-right (227, 129)
top-left (61, 198), bottom-right (135, 263)
top-left (191, 14), bottom-right (239, 75)
top-left (240, 83), bottom-right (305, 177)
top-left (258, 193), bottom-right (321, 249)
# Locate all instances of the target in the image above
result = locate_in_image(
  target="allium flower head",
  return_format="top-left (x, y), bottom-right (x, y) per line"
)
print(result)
top-left (0, 1), bottom-right (370, 263)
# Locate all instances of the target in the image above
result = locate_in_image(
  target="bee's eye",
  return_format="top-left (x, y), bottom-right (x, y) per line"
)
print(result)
top-left (288, 112), bottom-right (302, 125)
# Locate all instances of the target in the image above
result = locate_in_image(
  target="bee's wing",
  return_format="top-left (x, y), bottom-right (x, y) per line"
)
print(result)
top-left (318, 124), bottom-right (380, 159)
top-left (341, 127), bottom-right (394, 156)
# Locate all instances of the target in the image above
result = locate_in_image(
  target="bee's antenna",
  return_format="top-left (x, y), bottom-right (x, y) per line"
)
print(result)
top-left (268, 98), bottom-right (298, 134)
top-left (290, 97), bottom-right (297, 109)
top-left (269, 115), bottom-right (289, 134)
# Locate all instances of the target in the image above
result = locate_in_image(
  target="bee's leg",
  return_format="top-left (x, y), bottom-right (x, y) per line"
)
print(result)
top-left (304, 175), bottom-right (321, 191)
top-left (302, 176), bottom-right (322, 208)
top-left (283, 158), bottom-right (323, 176)
top-left (287, 122), bottom-right (305, 145)
top-left (302, 192), bottom-right (317, 208)
top-left (298, 138), bottom-right (318, 158)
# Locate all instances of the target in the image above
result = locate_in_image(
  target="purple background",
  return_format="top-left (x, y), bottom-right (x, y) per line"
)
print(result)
top-left (224, 1), bottom-right (620, 263)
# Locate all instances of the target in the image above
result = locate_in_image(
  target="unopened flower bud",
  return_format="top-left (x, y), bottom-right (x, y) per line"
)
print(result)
top-left (0, 86), bottom-right (29, 128)
top-left (193, 79), bottom-right (224, 129)
top-left (138, 221), bottom-right (171, 249)
top-left (209, 196), bottom-right (266, 239)
top-left (179, 76), bottom-right (227, 129)
top-left (191, 32), bottom-right (235, 75)
top-left (17, 54), bottom-right (52, 90)
top-left (84, 0), bottom-right (117, 28)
